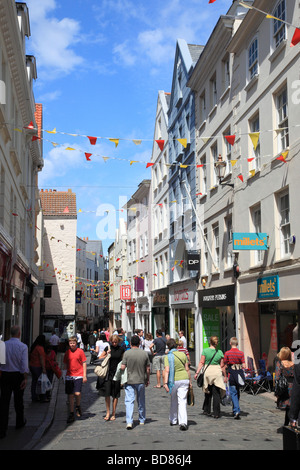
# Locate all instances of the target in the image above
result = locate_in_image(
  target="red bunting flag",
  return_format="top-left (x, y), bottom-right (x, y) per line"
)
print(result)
top-left (87, 136), bottom-right (97, 145)
top-left (291, 28), bottom-right (300, 47)
top-left (238, 174), bottom-right (244, 182)
top-left (24, 121), bottom-right (35, 129)
top-left (32, 135), bottom-right (40, 141)
top-left (247, 158), bottom-right (254, 162)
top-left (116, 258), bottom-right (120, 262)
top-left (155, 140), bottom-right (165, 151)
top-left (146, 162), bottom-right (154, 168)
top-left (197, 164), bottom-right (203, 168)
top-left (63, 206), bottom-right (69, 213)
top-left (85, 153), bottom-right (92, 161)
top-left (276, 155), bottom-right (287, 162)
top-left (225, 135), bottom-right (236, 146)
top-left (209, 0), bottom-right (216, 3)
top-left (196, 193), bottom-right (202, 196)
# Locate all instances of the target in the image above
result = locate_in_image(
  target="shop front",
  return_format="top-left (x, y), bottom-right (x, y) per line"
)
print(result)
top-left (198, 284), bottom-right (236, 354)
top-left (239, 269), bottom-right (300, 372)
top-left (151, 287), bottom-right (169, 337)
top-left (170, 281), bottom-right (196, 366)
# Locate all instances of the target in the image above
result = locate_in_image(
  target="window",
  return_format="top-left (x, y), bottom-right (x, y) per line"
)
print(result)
top-left (278, 191), bottom-right (291, 257)
top-left (211, 143), bottom-right (218, 186)
top-left (250, 114), bottom-right (261, 170)
top-left (251, 205), bottom-right (263, 263)
top-left (222, 54), bottom-right (230, 91)
top-left (213, 224), bottom-right (220, 269)
top-left (44, 284), bottom-right (52, 298)
top-left (200, 91), bottom-right (206, 123)
top-left (273, 0), bottom-right (286, 48)
top-left (276, 86), bottom-right (289, 152)
top-left (226, 217), bottom-right (232, 267)
top-left (210, 74), bottom-right (217, 109)
top-left (200, 154), bottom-right (207, 195)
top-left (248, 38), bottom-right (258, 80)
top-left (203, 228), bottom-right (208, 274)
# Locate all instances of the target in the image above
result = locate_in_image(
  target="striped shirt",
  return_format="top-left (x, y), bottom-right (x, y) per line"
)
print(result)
top-left (224, 347), bottom-right (245, 366)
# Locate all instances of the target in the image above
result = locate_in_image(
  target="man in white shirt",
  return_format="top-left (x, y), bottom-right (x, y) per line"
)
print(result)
top-left (0, 325), bottom-right (29, 439)
top-left (49, 330), bottom-right (60, 353)
top-left (179, 330), bottom-right (187, 349)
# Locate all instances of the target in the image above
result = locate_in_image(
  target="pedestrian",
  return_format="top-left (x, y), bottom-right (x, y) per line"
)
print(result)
top-left (88, 330), bottom-right (97, 352)
top-left (45, 341), bottom-right (57, 401)
top-left (177, 340), bottom-right (191, 365)
top-left (121, 335), bottom-right (150, 429)
top-left (144, 333), bottom-right (153, 372)
top-left (178, 330), bottom-right (187, 349)
top-left (29, 334), bottom-right (47, 403)
top-left (275, 346), bottom-right (294, 429)
top-left (105, 327), bottom-right (110, 342)
top-left (0, 325), bottom-right (29, 439)
top-left (76, 331), bottom-right (83, 349)
top-left (49, 330), bottom-right (60, 354)
top-left (163, 338), bottom-right (192, 431)
top-left (95, 332), bottom-right (110, 358)
top-left (117, 329), bottom-right (130, 351)
top-left (223, 337), bottom-right (246, 420)
top-left (82, 331), bottom-right (89, 351)
top-left (289, 363), bottom-right (300, 428)
top-left (194, 336), bottom-right (226, 419)
top-left (150, 329), bottom-right (167, 388)
top-left (97, 334), bottom-right (124, 421)
top-left (63, 335), bottom-right (87, 424)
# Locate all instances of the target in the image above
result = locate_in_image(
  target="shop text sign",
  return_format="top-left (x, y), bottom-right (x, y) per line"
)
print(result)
top-left (257, 275), bottom-right (279, 299)
top-left (120, 285), bottom-right (131, 300)
top-left (232, 232), bottom-right (268, 250)
top-left (171, 283), bottom-right (195, 305)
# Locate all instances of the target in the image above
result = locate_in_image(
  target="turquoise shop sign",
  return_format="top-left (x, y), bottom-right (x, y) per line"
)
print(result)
top-left (257, 275), bottom-right (279, 299)
top-left (232, 232), bottom-right (268, 250)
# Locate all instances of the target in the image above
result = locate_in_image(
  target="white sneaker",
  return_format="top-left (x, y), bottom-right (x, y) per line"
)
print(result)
top-left (126, 423), bottom-right (133, 430)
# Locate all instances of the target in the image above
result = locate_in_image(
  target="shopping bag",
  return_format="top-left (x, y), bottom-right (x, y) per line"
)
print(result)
top-left (36, 373), bottom-right (52, 395)
top-left (187, 385), bottom-right (195, 406)
top-left (221, 385), bottom-right (232, 406)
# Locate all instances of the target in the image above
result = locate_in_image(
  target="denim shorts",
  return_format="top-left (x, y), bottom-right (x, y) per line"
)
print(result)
top-left (65, 377), bottom-right (83, 395)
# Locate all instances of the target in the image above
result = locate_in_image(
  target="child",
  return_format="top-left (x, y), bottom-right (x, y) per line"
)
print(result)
top-left (63, 336), bottom-right (87, 424)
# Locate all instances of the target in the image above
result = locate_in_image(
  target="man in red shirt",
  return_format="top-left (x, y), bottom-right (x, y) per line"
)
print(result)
top-left (63, 336), bottom-right (87, 424)
top-left (224, 337), bottom-right (245, 420)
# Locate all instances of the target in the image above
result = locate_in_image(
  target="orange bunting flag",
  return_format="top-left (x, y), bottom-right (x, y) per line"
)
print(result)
top-left (156, 140), bottom-right (164, 151)
top-left (88, 136), bottom-right (97, 145)
top-left (291, 28), bottom-right (300, 47)
top-left (225, 135), bottom-right (236, 146)
top-left (238, 174), bottom-right (244, 182)
top-left (85, 153), bottom-right (92, 161)
top-left (146, 162), bottom-right (154, 168)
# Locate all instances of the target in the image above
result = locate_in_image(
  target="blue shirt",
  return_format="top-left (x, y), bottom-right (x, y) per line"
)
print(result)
top-left (0, 337), bottom-right (29, 374)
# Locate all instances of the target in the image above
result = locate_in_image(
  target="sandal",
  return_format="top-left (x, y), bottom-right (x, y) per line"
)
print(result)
top-left (154, 385), bottom-right (161, 388)
top-left (110, 416), bottom-right (116, 421)
top-left (104, 415), bottom-right (110, 421)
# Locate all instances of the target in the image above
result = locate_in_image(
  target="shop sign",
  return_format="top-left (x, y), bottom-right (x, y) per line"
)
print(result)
top-left (153, 288), bottom-right (168, 306)
top-left (257, 275), bottom-right (279, 299)
top-left (202, 308), bottom-right (220, 349)
top-left (187, 252), bottom-right (200, 271)
top-left (120, 285), bottom-right (131, 300)
top-left (199, 285), bottom-right (235, 307)
top-left (134, 277), bottom-right (144, 292)
top-left (126, 302), bottom-right (135, 314)
top-left (232, 232), bottom-right (268, 250)
top-left (170, 283), bottom-right (195, 305)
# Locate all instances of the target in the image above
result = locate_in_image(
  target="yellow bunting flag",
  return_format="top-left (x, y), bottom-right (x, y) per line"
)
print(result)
top-left (109, 138), bottom-right (119, 147)
top-left (51, 142), bottom-right (59, 147)
top-left (46, 128), bottom-right (57, 134)
top-left (132, 140), bottom-right (142, 145)
top-left (231, 160), bottom-right (238, 167)
top-left (266, 14), bottom-right (278, 20)
top-left (130, 161), bottom-right (138, 165)
top-left (249, 132), bottom-right (260, 150)
top-left (180, 164), bottom-right (188, 168)
top-left (249, 169), bottom-right (256, 178)
top-left (177, 138), bottom-right (187, 148)
top-left (202, 137), bottom-right (211, 144)
top-left (102, 157), bottom-right (110, 162)
top-left (65, 147), bottom-right (76, 151)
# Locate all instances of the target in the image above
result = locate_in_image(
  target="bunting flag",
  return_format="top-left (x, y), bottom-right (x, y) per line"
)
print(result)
top-left (231, 160), bottom-right (238, 167)
top-left (249, 169), bottom-right (256, 178)
top-left (46, 128), bottom-right (57, 134)
top-left (277, 150), bottom-right (289, 162)
top-left (247, 157), bottom-right (255, 162)
top-left (201, 137), bottom-right (211, 144)
top-left (209, 0), bottom-right (216, 3)
top-left (130, 160), bottom-right (138, 165)
top-left (156, 140), bottom-right (164, 151)
top-left (65, 147), bottom-right (76, 151)
top-left (238, 174), bottom-right (244, 182)
top-left (225, 135), bottom-right (236, 146)
top-left (102, 157), bottom-right (110, 162)
top-left (146, 162), bottom-right (154, 168)
top-left (24, 121), bottom-right (35, 130)
top-left (177, 138), bottom-right (187, 148)
top-left (180, 164), bottom-right (188, 168)
top-left (249, 132), bottom-right (260, 150)
top-left (87, 136), bottom-right (97, 145)
top-left (197, 164), bottom-right (203, 168)
top-left (85, 153), bottom-right (92, 161)
top-left (291, 28), bottom-right (300, 47)
top-left (109, 138), bottom-right (119, 147)
top-left (133, 140), bottom-right (142, 145)
top-left (63, 207), bottom-right (69, 213)
top-left (32, 135), bottom-right (40, 141)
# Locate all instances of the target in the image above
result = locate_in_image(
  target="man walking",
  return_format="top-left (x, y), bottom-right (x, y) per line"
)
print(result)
top-left (121, 335), bottom-right (150, 429)
top-left (224, 337), bottom-right (245, 420)
top-left (150, 329), bottom-right (167, 388)
top-left (0, 325), bottom-right (29, 439)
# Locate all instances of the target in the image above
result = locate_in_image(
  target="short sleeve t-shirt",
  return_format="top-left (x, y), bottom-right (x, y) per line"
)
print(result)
top-left (122, 349), bottom-right (150, 384)
top-left (164, 351), bottom-right (189, 381)
top-left (153, 337), bottom-right (167, 356)
top-left (64, 348), bottom-right (86, 377)
top-left (202, 348), bottom-right (224, 365)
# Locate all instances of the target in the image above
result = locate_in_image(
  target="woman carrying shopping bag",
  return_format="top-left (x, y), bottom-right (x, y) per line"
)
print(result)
top-left (29, 335), bottom-right (47, 403)
top-left (164, 338), bottom-right (192, 431)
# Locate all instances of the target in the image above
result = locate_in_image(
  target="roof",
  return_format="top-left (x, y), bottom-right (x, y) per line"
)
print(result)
top-left (34, 103), bottom-right (43, 139)
top-left (39, 189), bottom-right (77, 217)
top-left (187, 44), bottom-right (204, 64)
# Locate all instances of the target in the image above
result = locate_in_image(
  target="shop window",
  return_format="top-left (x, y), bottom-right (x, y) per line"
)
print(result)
top-left (44, 284), bottom-right (52, 298)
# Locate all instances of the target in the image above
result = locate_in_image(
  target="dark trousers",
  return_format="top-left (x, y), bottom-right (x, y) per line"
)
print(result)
top-left (202, 384), bottom-right (221, 417)
top-left (0, 372), bottom-right (25, 433)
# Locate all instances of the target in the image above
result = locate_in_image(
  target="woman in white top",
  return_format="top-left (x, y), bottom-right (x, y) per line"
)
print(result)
top-left (95, 333), bottom-right (110, 358)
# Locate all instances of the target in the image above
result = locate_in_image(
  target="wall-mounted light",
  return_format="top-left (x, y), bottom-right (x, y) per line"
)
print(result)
top-left (214, 155), bottom-right (234, 188)
top-left (201, 278), bottom-right (207, 288)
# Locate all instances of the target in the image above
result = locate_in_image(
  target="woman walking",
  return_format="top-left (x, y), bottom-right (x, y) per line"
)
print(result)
top-left (97, 334), bottom-right (124, 421)
top-left (275, 346), bottom-right (294, 429)
top-left (194, 336), bottom-right (226, 419)
top-left (164, 338), bottom-right (192, 430)
top-left (29, 335), bottom-right (47, 403)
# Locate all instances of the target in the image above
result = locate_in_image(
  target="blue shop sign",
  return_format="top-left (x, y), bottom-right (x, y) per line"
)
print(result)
top-left (257, 275), bottom-right (279, 299)
top-left (232, 232), bottom-right (268, 250)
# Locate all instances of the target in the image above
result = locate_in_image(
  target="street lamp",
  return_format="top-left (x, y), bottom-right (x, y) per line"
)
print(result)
top-left (214, 155), bottom-right (234, 188)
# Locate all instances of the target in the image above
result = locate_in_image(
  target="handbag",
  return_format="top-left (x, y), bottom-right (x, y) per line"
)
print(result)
top-left (274, 372), bottom-right (289, 400)
top-left (187, 385), bottom-right (195, 406)
top-left (94, 352), bottom-right (110, 378)
top-left (197, 350), bottom-right (218, 388)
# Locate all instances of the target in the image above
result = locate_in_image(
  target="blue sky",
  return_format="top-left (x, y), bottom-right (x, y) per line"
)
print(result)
top-left (25, 0), bottom-right (233, 254)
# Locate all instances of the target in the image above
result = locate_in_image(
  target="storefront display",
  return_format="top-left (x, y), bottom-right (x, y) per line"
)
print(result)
top-left (151, 288), bottom-right (169, 335)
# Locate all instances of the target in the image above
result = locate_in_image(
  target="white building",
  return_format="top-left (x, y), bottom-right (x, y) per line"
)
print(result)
top-left (0, 1), bottom-right (43, 345)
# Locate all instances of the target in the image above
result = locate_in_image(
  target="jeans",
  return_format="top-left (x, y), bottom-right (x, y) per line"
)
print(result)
top-left (125, 384), bottom-right (146, 424)
top-left (229, 384), bottom-right (240, 414)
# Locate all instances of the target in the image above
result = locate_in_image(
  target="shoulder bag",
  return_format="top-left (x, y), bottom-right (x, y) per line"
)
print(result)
top-left (197, 350), bottom-right (218, 388)
top-left (94, 352), bottom-right (110, 378)
top-left (274, 362), bottom-right (289, 400)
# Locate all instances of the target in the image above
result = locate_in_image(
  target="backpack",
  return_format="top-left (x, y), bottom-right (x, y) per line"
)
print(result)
top-left (120, 339), bottom-right (130, 351)
top-left (274, 373), bottom-right (289, 400)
